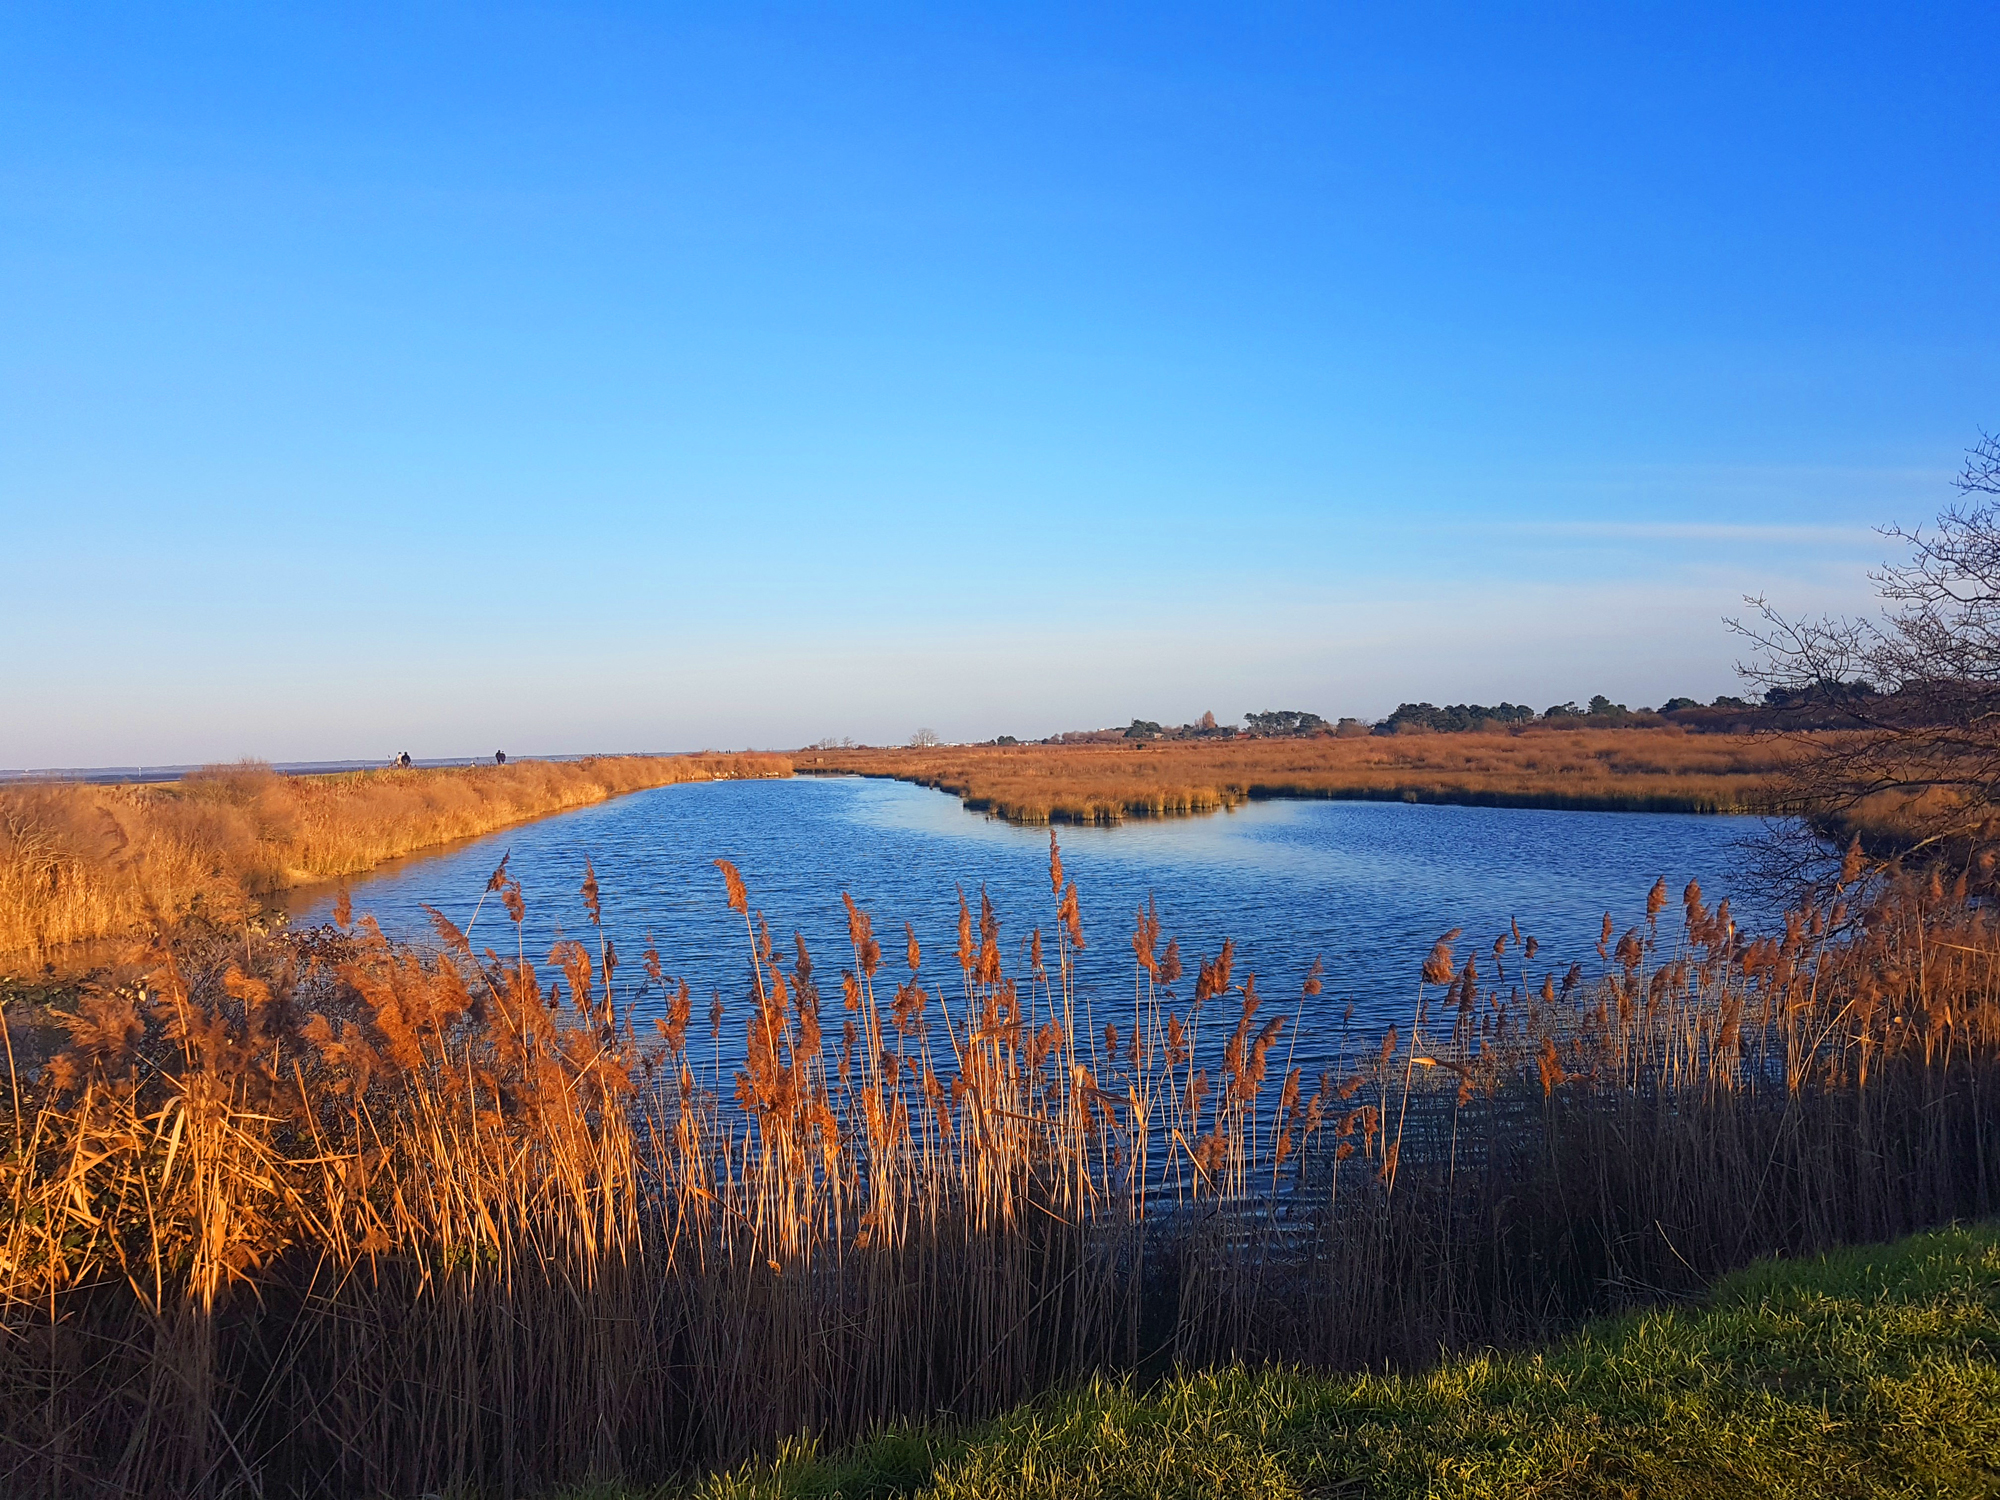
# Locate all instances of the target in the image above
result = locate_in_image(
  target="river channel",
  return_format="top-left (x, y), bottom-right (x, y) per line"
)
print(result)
top-left (291, 775), bottom-right (1778, 1079)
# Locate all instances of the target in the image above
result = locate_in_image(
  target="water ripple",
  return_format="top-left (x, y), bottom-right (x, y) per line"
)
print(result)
top-left (294, 776), bottom-right (1775, 1079)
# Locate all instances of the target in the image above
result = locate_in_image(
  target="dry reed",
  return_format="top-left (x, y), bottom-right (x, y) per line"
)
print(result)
top-left (799, 729), bottom-right (1795, 824)
top-left (0, 834), bottom-right (1993, 1497)
top-left (0, 754), bottom-right (791, 967)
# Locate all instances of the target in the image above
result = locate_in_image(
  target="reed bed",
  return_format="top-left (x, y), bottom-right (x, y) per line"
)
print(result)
top-left (0, 836), bottom-right (1994, 1498)
top-left (0, 754), bottom-right (791, 966)
top-left (801, 729), bottom-right (1794, 824)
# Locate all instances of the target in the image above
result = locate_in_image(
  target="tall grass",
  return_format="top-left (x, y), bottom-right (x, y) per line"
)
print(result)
top-left (801, 729), bottom-right (1795, 824)
top-left (0, 837), bottom-right (1993, 1497)
top-left (0, 754), bottom-right (791, 966)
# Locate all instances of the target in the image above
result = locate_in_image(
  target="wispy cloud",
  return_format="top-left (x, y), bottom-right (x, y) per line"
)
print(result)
top-left (1505, 520), bottom-right (1885, 545)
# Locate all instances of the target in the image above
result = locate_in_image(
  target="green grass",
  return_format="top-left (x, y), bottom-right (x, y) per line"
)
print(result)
top-left (571, 1224), bottom-right (2000, 1500)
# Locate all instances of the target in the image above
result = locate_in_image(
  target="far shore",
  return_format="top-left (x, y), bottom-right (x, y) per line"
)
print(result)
top-left (797, 727), bottom-right (1792, 826)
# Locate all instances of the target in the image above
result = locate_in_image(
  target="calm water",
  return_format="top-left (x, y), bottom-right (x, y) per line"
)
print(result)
top-left (293, 776), bottom-right (1774, 1079)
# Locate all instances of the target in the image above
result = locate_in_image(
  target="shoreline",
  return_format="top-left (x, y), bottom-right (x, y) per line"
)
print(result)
top-left (796, 728), bottom-right (1780, 824)
top-left (1, 753), bottom-right (793, 974)
top-left (805, 766), bottom-right (1760, 821)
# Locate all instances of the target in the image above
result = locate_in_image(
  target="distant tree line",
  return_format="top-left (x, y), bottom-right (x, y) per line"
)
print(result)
top-left (1381, 701), bottom-right (1536, 733)
top-left (1376, 693), bottom-right (1797, 734)
top-left (1116, 709), bottom-right (1329, 741)
top-left (1016, 689), bottom-right (1832, 748)
top-left (1243, 709), bottom-right (1326, 738)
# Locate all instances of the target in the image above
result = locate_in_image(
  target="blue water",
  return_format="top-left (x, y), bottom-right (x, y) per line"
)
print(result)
top-left (293, 776), bottom-right (1774, 1078)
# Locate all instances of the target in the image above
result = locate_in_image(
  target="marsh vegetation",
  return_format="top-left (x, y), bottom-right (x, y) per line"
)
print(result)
top-left (801, 729), bottom-right (1792, 825)
top-left (0, 754), bottom-right (791, 967)
top-left (1, 830), bottom-right (1994, 1497)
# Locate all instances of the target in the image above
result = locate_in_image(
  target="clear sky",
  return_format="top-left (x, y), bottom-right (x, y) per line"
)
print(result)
top-left (3, 3), bottom-right (1995, 766)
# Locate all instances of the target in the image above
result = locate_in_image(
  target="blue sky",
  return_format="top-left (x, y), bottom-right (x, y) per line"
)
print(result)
top-left (3, 3), bottom-right (1995, 766)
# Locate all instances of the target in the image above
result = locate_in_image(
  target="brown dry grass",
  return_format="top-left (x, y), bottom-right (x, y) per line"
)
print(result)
top-left (800, 728), bottom-right (1795, 824)
top-left (0, 754), bottom-right (790, 967)
top-left (0, 844), bottom-right (1994, 1497)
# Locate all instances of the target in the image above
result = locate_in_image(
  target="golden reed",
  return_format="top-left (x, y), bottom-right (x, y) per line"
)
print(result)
top-left (0, 753), bottom-right (791, 965)
top-left (800, 728), bottom-right (1794, 825)
top-left (0, 831), bottom-right (1995, 1496)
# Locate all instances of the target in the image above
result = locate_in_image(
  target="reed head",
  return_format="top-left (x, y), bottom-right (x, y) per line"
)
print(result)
top-left (716, 859), bottom-right (749, 916)
top-left (1422, 928), bottom-right (1460, 986)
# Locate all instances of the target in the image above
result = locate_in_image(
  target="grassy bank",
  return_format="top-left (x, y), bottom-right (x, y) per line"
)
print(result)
top-left (799, 730), bottom-right (1793, 824)
top-left (687, 1223), bottom-right (2000, 1499)
top-left (0, 753), bottom-right (790, 966)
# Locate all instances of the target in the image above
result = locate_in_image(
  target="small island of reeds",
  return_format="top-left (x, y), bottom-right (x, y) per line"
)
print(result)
top-left (799, 728), bottom-right (1793, 824)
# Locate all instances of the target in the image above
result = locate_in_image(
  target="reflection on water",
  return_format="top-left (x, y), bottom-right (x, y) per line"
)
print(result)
top-left (294, 776), bottom-right (1774, 1079)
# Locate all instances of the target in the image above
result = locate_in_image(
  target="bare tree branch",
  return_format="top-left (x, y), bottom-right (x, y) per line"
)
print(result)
top-left (1733, 432), bottom-right (2000, 895)
top-left (1955, 430), bottom-right (2000, 498)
